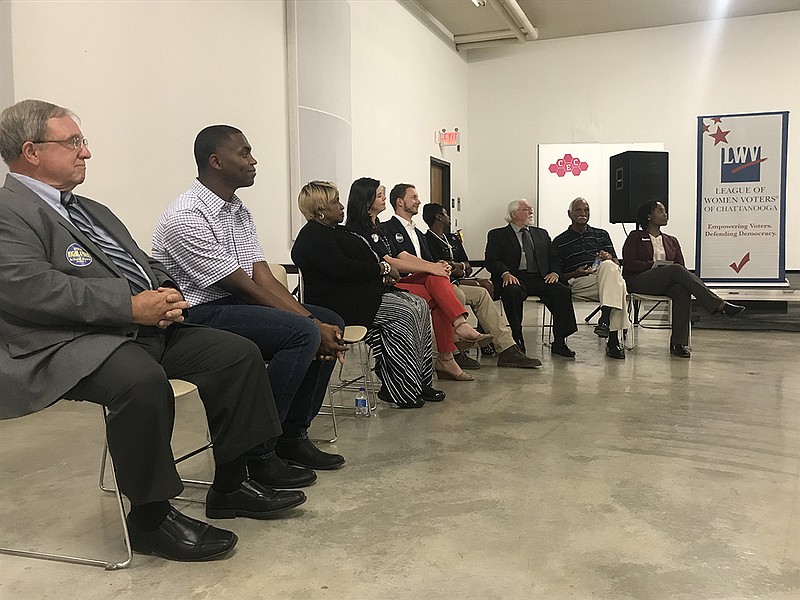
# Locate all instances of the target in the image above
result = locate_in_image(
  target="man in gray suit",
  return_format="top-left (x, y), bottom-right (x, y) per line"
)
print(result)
top-left (0, 100), bottom-right (304, 562)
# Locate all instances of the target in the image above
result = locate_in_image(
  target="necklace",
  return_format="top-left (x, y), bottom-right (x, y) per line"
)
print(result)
top-left (430, 230), bottom-right (454, 260)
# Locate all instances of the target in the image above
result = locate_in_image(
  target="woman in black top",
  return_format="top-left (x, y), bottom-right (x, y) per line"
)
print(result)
top-left (292, 181), bottom-right (444, 408)
top-left (345, 177), bottom-right (486, 381)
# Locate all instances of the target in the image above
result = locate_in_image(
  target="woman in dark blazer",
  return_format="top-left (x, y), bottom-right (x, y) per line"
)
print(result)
top-left (622, 200), bottom-right (744, 357)
top-left (291, 181), bottom-right (444, 409)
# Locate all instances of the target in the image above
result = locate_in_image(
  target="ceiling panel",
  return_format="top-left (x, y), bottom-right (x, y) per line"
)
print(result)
top-left (411, 0), bottom-right (800, 49)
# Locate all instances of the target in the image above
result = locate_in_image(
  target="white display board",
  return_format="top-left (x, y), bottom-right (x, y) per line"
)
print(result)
top-left (696, 111), bottom-right (788, 284)
top-left (537, 143), bottom-right (663, 255)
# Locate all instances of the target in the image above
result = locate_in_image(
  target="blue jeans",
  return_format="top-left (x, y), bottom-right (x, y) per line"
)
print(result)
top-left (188, 298), bottom-right (343, 449)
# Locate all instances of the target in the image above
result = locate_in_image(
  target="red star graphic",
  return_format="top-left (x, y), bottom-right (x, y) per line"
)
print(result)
top-left (711, 117), bottom-right (722, 123)
top-left (702, 123), bottom-right (710, 133)
top-left (709, 127), bottom-right (730, 146)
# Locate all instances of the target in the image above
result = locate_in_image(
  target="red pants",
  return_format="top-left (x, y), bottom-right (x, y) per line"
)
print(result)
top-left (396, 273), bottom-right (467, 353)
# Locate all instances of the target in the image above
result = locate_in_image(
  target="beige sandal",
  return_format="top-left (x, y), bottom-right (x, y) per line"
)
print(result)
top-left (435, 358), bottom-right (474, 381)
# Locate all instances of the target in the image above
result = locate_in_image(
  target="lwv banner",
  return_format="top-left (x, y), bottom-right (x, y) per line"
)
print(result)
top-left (695, 111), bottom-right (788, 284)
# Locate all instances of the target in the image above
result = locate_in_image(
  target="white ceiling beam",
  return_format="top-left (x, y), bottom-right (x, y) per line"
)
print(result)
top-left (455, 38), bottom-right (524, 51)
top-left (486, 0), bottom-right (526, 42)
top-left (396, 0), bottom-right (457, 51)
top-left (454, 29), bottom-right (519, 44)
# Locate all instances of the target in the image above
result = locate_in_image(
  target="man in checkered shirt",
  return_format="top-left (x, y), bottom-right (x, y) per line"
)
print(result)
top-left (153, 125), bottom-right (348, 489)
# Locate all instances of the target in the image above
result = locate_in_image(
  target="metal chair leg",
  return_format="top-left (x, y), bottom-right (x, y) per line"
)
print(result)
top-left (311, 387), bottom-right (338, 443)
top-left (1, 407), bottom-right (133, 570)
top-left (100, 436), bottom-right (212, 504)
top-left (584, 305), bottom-right (602, 323)
top-left (100, 382), bottom-right (213, 504)
top-left (328, 340), bottom-right (378, 416)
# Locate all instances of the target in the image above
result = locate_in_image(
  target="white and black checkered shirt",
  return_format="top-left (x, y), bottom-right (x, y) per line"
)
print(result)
top-left (152, 179), bottom-right (266, 306)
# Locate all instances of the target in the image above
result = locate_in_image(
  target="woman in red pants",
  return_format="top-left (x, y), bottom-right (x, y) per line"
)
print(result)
top-left (345, 177), bottom-right (491, 381)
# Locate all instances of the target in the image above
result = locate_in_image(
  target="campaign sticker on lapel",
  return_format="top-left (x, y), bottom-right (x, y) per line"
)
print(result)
top-left (66, 243), bottom-right (92, 267)
top-left (395, 232), bottom-right (405, 243)
top-left (371, 233), bottom-right (380, 242)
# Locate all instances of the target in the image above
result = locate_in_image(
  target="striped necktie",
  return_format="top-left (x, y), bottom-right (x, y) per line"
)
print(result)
top-left (60, 192), bottom-right (151, 294)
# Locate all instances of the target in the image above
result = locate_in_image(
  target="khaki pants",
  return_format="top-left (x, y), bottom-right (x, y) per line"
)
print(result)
top-left (452, 283), bottom-right (516, 352)
top-left (568, 260), bottom-right (630, 332)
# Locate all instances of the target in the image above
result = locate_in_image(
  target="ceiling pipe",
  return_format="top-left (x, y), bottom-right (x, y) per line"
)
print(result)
top-left (502, 0), bottom-right (539, 40)
top-left (486, 0), bottom-right (526, 42)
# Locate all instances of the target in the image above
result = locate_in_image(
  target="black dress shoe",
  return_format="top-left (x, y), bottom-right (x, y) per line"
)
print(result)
top-left (593, 323), bottom-right (610, 338)
top-left (247, 452), bottom-right (317, 487)
top-left (480, 342), bottom-right (497, 356)
top-left (128, 506), bottom-right (237, 561)
top-left (551, 342), bottom-right (576, 358)
top-left (421, 385), bottom-right (445, 402)
top-left (670, 343), bottom-right (691, 358)
top-left (275, 437), bottom-right (345, 470)
top-left (605, 342), bottom-right (626, 360)
top-left (206, 480), bottom-right (306, 519)
top-left (377, 385), bottom-right (425, 408)
top-left (720, 302), bottom-right (746, 318)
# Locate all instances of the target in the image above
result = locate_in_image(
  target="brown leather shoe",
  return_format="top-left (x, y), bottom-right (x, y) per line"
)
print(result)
top-left (497, 345), bottom-right (541, 368)
top-left (454, 352), bottom-right (481, 370)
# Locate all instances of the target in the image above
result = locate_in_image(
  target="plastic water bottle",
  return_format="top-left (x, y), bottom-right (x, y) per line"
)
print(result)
top-left (591, 255), bottom-right (602, 272)
top-left (354, 387), bottom-right (369, 417)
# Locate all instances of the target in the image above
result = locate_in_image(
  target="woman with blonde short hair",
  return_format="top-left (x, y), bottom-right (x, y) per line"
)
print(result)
top-left (292, 181), bottom-right (445, 408)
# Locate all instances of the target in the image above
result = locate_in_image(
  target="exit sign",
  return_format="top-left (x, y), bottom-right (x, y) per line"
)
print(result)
top-left (436, 129), bottom-right (459, 146)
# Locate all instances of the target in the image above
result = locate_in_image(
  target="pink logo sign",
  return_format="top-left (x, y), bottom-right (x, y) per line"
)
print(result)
top-left (549, 154), bottom-right (589, 177)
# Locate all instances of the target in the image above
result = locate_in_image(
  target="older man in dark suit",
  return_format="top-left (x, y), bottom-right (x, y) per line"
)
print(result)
top-left (484, 198), bottom-right (578, 357)
top-left (0, 100), bottom-right (303, 563)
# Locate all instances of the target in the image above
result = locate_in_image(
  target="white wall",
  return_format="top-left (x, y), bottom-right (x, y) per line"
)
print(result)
top-left (465, 12), bottom-right (800, 269)
top-left (5, 4), bottom-right (797, 270)
top-left (5, 0), bottom-right (468, 259)
top-left (350, 0), bottom-right (469, 229)
top-left (7, 0), bottom-right (291, 258)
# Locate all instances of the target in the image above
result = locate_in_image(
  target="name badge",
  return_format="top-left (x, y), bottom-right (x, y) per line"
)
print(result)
top-left (395, 232), bottom-right (405, 243)
top-left (66, 243), bottom-right (92, 267)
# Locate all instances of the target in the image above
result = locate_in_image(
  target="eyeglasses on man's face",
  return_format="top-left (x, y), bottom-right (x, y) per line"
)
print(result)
top-left (32, 136), bottom-right (89, 150)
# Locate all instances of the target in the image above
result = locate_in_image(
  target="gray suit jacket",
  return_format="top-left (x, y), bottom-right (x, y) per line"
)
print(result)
top-left (0, 174), bottom-right (174, 419)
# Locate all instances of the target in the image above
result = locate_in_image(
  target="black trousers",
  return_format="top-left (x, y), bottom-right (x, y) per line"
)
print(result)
top-left (64, 325), bottom-right (281, 506)
top-left (500, 271), bottom-right (578, 341)
top-left (627, 264), bottom-right (723, 345)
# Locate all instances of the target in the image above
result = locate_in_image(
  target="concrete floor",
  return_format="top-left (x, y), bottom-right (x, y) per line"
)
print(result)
top-left (1, 311), bottom-right (799, 600)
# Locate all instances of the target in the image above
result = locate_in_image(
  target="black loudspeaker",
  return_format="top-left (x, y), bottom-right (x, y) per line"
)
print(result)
top-left (609, 151), bottom-right (669, 223)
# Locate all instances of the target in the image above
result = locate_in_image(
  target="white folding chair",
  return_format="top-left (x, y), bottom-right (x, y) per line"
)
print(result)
top-left (1, 405), bottom-right (133, 570)
top-left (100, 379), bottom-right (212, 504)
top-left (627, 293), bottom-right (691, 349)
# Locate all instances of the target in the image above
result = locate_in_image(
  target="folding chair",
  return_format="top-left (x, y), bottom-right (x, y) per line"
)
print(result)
top-left (627, 293), bottom-right (691, 349)
top-left (1, 406), bottom-right (133, 570)
top-left (100, 379), bottom-right (212, 504)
